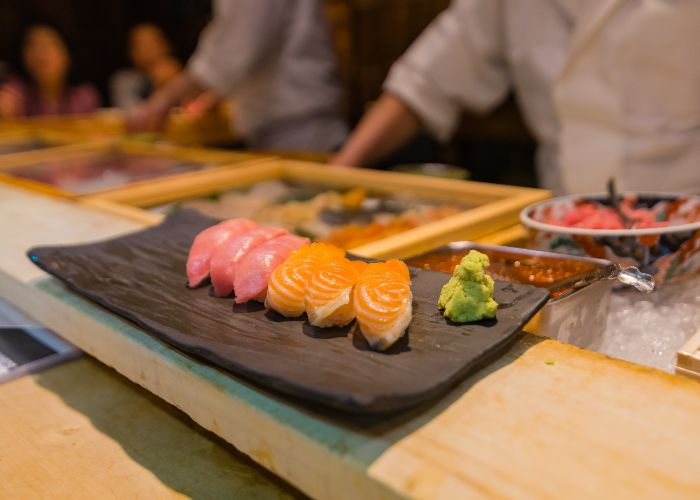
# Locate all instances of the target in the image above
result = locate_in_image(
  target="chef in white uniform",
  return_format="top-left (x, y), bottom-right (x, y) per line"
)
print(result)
top-left (128, 0), bottom-right (347, 152)
top-left (333, 0), bottom-right (700, 194)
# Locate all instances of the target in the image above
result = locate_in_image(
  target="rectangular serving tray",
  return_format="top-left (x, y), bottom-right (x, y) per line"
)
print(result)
top-left (27, 210), bottom-right (550, 414)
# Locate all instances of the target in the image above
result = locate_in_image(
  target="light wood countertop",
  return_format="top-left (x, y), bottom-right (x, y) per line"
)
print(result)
top-left (1, 183), bottom-right (699, 499)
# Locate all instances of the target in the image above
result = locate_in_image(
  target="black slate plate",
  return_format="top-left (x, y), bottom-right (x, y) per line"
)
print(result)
top-left (27, 210), bottom-right (549, 414)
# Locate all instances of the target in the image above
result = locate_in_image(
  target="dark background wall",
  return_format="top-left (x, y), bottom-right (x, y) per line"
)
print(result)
top-left (0, 0), bottom-right (536, 186)
top-left (0, 0), bottom-right (211, 101)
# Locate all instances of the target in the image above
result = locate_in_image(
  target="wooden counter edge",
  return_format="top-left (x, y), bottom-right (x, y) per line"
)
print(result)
top-left (0, 270), bottom-right (401, 500)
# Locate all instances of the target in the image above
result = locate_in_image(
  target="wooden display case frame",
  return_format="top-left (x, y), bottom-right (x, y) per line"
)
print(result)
top-left (677, 331), bottom-right (700, 381)
top-left (85, 159), bottom-right (550, 259)
top-left (1, 108), bottom-right (238, 147)
top-left (0, 110), bottom-right (127, 139)
top-left (0, 138), bottom-right (272, 200)
top-left (0, 128), bottom-right (96, 166)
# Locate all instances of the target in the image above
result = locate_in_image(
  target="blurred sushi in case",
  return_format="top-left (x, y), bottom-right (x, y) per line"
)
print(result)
top-left (354, 260), bottom-right (412, 351)
top-left (266, 243), bottom-right (345, 317)
top-left (305, 257), bottom-right (367, 328)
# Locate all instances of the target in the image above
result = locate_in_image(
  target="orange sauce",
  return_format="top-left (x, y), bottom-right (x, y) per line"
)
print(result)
top-left (406, 249), bottom-right (597, 297)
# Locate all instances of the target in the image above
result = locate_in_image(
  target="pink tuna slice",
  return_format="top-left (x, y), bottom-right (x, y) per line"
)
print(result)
top-left (186, 219), bottom-right (259, 287)
top-left (209, 227), bottom-right (288, 298)
top-left (233, 234), bottom-right (310, 303)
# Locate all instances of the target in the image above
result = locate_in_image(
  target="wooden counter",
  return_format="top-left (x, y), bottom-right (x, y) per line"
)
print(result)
top-left (2, 183), bottom-right (700, 499)
top-left (0, 358), bottom-right (299, 499)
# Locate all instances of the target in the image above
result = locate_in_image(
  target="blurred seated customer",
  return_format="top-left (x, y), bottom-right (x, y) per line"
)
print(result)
top-left (332, 0), bottom-right (700, 195)
top-left (110, 23), bottom-right (182, 110)
top-left (127, 0), bottom-right (347, 152)
top-left (0, 24), bottom-right (99, 118)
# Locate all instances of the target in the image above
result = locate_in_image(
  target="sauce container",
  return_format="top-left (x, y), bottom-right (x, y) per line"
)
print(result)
top-left (405, 243), bottom-right (652, 349)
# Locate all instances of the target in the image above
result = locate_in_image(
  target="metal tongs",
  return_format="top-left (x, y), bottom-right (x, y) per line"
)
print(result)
top-left (607, 178), bottom-right (633, 229)
top-left (549, 263), bottom-right (655, 295)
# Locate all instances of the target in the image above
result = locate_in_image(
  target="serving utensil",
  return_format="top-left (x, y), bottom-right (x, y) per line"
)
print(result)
top-left (549, 262), bottom-right (654, 295)
top-left (607, 178), bottom-right (634, 228)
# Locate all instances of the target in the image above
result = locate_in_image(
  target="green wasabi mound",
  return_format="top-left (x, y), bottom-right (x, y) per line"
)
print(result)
top-left (438, 250), bottom-right (498, 323)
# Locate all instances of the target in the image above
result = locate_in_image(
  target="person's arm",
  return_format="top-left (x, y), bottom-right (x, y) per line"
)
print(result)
top-left (126, 71), bottom-right (204, 132)
top-left (335, 0), bottom-right (508, 168)
top-left (126, 0), bottom-right (286, 133)
top-left (331, 94), bottom-right (420, 167)
top-left (187, 0), bottom-right (286, 96)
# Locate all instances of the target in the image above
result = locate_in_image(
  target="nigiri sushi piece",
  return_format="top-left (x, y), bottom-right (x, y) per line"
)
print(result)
top-left (353, 259), bottom-right (412, 351)
top-left (304, 257), bottom-right (367, 327)
top-left (265, 243), bottom-right (345, 317)
top-left (234, 234), bottom-right (309, 303)
top-left (210, 227), bottom-right (288, 297)
top-left (186, 219), bottom-right (258, 287)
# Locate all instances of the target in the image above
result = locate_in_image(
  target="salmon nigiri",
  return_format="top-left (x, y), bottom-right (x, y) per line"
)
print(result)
top-left (353, 259), bottom-right (412, 351)
top-left (186, 219), bottom-right (258, 287)
top-left (304, 257), bottom-right (367, 327)
top-left (265, 243), bottom-right (345, 317)
top-left (234, 234), bottom-right (309, 303)
top-left (209, 227), bottom-right (288, 297)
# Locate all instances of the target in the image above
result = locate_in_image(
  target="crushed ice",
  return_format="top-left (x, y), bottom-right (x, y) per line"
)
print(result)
top-left (600, 279), bottom-right (700, 372)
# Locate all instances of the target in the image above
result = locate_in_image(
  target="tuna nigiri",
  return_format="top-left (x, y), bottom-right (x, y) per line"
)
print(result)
top-left (353, 259), bottom-right (412, 351)
top-left (304, 257), bottom-right (366, 327)
top-left (210, 227), bottom-right (288, 298)
top-left (265, 243), bottom-right (345, 317)
top-left (234, 234), bottom-right (309, 303)
top-left (186, 219), bottom-right (258, 287)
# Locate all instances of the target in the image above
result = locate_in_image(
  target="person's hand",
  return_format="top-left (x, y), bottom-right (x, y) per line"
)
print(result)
top-left (328, 156), bottom-right (355, 168)
top-left (329, 151), bottom-right (357, 168)
top-left (0, 84), bottom-right (23, 119)
top-left (126, 94), bottom-right (171, 133)
top-left (183, 90), bottom-right (221, 118)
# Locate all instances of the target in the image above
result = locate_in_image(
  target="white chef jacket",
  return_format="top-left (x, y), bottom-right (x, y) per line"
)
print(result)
top-left (188, 0), bottom-right (347, 151)
top-left (384, 0), bottom-right (700, 195)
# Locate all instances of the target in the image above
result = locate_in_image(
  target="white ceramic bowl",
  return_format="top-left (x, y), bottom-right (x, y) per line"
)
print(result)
top-left (520, 192), bottom-right (700, 284)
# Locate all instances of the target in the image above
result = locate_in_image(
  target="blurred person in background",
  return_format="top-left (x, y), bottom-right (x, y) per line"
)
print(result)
top-left (110, 23), bottom-right (182, 110)
top-left (0, 24), bottom-right (99, 118)
top-left (127, 0), bottom-right (347, 152)
top-left (333, 0), bottom-right (700, 195)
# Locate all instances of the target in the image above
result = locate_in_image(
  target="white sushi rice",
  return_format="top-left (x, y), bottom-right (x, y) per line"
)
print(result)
top-left (599, 278), bottom-right (700, 372)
